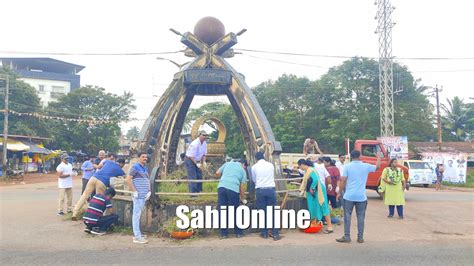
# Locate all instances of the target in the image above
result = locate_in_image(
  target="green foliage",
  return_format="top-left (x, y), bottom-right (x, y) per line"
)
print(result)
top-left (0, 68), bottom-right (49, 136)
top-left (126, 126), bottom-right (140, 140)
top-left (253, 58), bottom-right (436, 153)
top-left (441, 96), bottom-right (472, 141)
top-left (45, 85), bottom-right (136, 155)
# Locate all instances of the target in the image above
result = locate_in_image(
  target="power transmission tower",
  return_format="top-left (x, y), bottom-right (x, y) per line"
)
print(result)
top-left (375, 0), bottom-right (395, 137)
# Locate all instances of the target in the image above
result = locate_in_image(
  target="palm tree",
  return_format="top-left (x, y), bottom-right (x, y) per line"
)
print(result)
top-left (441, 97), bottom-right (469, 141)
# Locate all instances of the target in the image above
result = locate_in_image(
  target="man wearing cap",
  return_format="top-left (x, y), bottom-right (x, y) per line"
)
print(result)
top-left (216, 159), bottom-right (248, 239)
top-left (185, 131), bottom-right (208, 194)
top-left (251, 152), bottom-right (281, 241)
top-left (56, 154), bottom-right (74, 216)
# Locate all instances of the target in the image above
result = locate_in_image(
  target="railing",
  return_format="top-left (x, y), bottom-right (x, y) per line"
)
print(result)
top-left (115, 177), bottom-right (303, 197)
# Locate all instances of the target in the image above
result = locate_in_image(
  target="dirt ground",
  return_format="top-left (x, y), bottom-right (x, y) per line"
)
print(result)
top-left (0, 172), bottom-right (60, 186)
top-left (0, 178), bottom-right (473, 253)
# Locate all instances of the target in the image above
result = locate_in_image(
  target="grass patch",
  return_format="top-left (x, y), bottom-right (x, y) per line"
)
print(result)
top-left (442, 169), bottom-right (474, 188)
top-left (111, 226), bottom-right (133, 235)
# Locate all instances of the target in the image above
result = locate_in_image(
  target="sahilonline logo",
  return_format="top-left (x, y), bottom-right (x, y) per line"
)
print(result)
top-left (175, 205), bottom-right (311, 230)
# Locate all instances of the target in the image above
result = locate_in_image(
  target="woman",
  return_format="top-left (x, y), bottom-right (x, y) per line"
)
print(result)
top-left (382, 159), bottom-right (406, 219)
top-left (298, 159), bottom-right (333, 233)
top-left (322, 157), bottom-right (341, 209)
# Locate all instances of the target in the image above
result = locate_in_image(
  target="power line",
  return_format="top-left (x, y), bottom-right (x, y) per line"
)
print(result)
top-left (236, 48), bottom-right (474, 61)
top-left (0, 50), bottom-right (184, 56)
top-left (2, 48), bottom-right (473, 60)
top-left (240, 53), bottom-right (328, 68)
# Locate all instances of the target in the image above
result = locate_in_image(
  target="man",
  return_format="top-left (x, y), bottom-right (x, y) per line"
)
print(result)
top-left (185, 131), bottom-right (208, 193)
top-left (96, 152), bottom-right (116, 170)
top-left (83, 187), bottom-right (119, 235)
top-left (216, 159), bottom-right (248, 239)
top-left (313, 158), bottom-right (331, 189)
top-left (93, 150), bottom-right (106, 170)
top-left (335, 154), bottom-right (346, 177)
top-left (72, 158), bottom-right (126, 220)
top-left (336, 150), bottom-right (382, 244)
top-left (80, 156), bottom-right (96, 194)
top-left (56, 154), bottom-right (74, 216)
top-left (435, 163), bottom-right (445, 191)
top-left (303, 137), bottom-right (323, 156)
top-left (126, 152), bottom-right (151, 244)
top-left (252, 152), bottom-right (281, 241)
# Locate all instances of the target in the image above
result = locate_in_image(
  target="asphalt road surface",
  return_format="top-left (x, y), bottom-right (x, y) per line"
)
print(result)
top-left (1, 179), bottom-right (473, 265)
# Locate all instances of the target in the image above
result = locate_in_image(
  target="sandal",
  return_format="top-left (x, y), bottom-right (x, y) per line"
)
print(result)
top-left (323, 229), bottom-right (334, 234)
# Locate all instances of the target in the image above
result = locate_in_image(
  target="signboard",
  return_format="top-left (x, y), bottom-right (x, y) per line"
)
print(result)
top-left (420, 152), bottom-right (468, 183)
top-left (377, 136), bottom-right (408, 160)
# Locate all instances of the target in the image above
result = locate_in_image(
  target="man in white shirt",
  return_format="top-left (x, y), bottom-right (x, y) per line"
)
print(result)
top-left (335, 154), bottom-right (346, 177)
top-left (56, 154), bottom-right (74, 216)
top-left (313, 158), bottom-right (330, 189)
top-left (185, 131), bottom-right (208, 193)
top-left (251, 152), bottom-right (281, 241)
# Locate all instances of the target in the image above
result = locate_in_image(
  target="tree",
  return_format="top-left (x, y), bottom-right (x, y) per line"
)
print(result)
top-left (0, 68), bottom-right (49, 136)
top-left (126, 126), bottom-right (140, 140)
top-left (441, 96), bottom-right (472, 141)
top-left (253, 75), bottom-right (316, 152)
top-left (46, 85), bottom-right (136, 155)
top-left (252, 58), bottom-right (436, 154)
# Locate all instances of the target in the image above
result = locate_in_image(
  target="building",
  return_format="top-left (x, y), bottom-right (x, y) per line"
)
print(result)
top-left (0, 57), bottom-right (85, 107)
top-left (410, 141), bottom-right (474, 168)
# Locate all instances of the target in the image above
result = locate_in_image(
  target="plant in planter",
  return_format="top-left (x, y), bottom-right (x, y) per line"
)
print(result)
top-left (164, 213), bottom-right (195, 240)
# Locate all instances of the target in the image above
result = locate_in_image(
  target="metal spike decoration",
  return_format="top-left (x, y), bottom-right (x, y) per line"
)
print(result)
top-left (139, 20), bottom-right (284, 188)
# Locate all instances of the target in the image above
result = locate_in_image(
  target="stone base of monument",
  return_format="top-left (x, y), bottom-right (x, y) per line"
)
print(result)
top-left (112, 196), bottom-right (307, 234)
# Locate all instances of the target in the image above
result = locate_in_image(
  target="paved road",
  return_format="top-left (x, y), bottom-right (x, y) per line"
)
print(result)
top-left (2, 240), bottom-right (473, 265)
top-left (1, 180), bottom-right (473, 265)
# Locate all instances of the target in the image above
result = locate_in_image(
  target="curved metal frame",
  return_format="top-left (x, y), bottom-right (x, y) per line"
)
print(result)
top-left (139, 30), bottom-right (285, 189)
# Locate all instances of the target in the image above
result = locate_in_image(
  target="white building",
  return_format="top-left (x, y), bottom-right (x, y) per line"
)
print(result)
top-left (0, 58), bottom-right (85, 107)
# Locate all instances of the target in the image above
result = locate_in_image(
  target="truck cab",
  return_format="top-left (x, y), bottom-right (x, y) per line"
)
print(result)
top-left (354, 140), bottom-right (409, 190)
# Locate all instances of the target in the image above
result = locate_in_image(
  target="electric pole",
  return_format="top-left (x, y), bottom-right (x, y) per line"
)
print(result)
top-left (375, 0), bottom-right (395, 137)
top-left (1, 75), bottom-right (9, 179)
top-left (435, 85), bottom-right (442, 152)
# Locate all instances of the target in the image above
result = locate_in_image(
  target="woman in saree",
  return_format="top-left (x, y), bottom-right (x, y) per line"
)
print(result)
top-left (298, 159), bottom-right (333, 233)
top-left (382, 158), bottom-right (406, 219)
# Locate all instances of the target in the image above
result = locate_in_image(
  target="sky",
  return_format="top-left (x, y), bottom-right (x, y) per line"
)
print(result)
top-left (2, 0), bottom-right (473, 133)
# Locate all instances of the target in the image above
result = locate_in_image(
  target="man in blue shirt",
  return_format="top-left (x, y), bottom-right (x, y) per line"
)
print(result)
top-left (216, 159), bottom-right (248, 239)
top-left (72, 158), bottom-right (126, 220)
top-left (336, 150), bottom-right (381, 244)
top-left (81, 156), bottom-right (96, 194)
top-left (126, 152), bottom-right (151, 244)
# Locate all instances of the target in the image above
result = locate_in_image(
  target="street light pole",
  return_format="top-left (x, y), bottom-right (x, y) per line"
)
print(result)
top-left (1, 76), bottom-right (9, 179)
top-left (435, 85), bottom-right (442, 152)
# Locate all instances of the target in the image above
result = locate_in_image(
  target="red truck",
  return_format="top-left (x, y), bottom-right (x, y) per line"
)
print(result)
top-left (352, 139), bottom-right (409, 192)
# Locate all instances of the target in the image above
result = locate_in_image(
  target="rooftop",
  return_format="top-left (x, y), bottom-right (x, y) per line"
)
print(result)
top-left (0, 57), bottom-right (85, 74)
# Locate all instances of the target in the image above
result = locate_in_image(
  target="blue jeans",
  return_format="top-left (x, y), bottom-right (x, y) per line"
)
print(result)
top-left (85, 214), bottom-right (119, 231)
top-left (217, 187), bottom-right (242, 236)
top-left (132, 197), bottom-right (146, 238)
top-left (343, 200), bottom-right (367, 240)
top-left (389, 205), bottom-right (404, 217)
top-left (185, 159), bottom-right (202, 193)
top-left (256, 187), bottom-right (279, 237)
